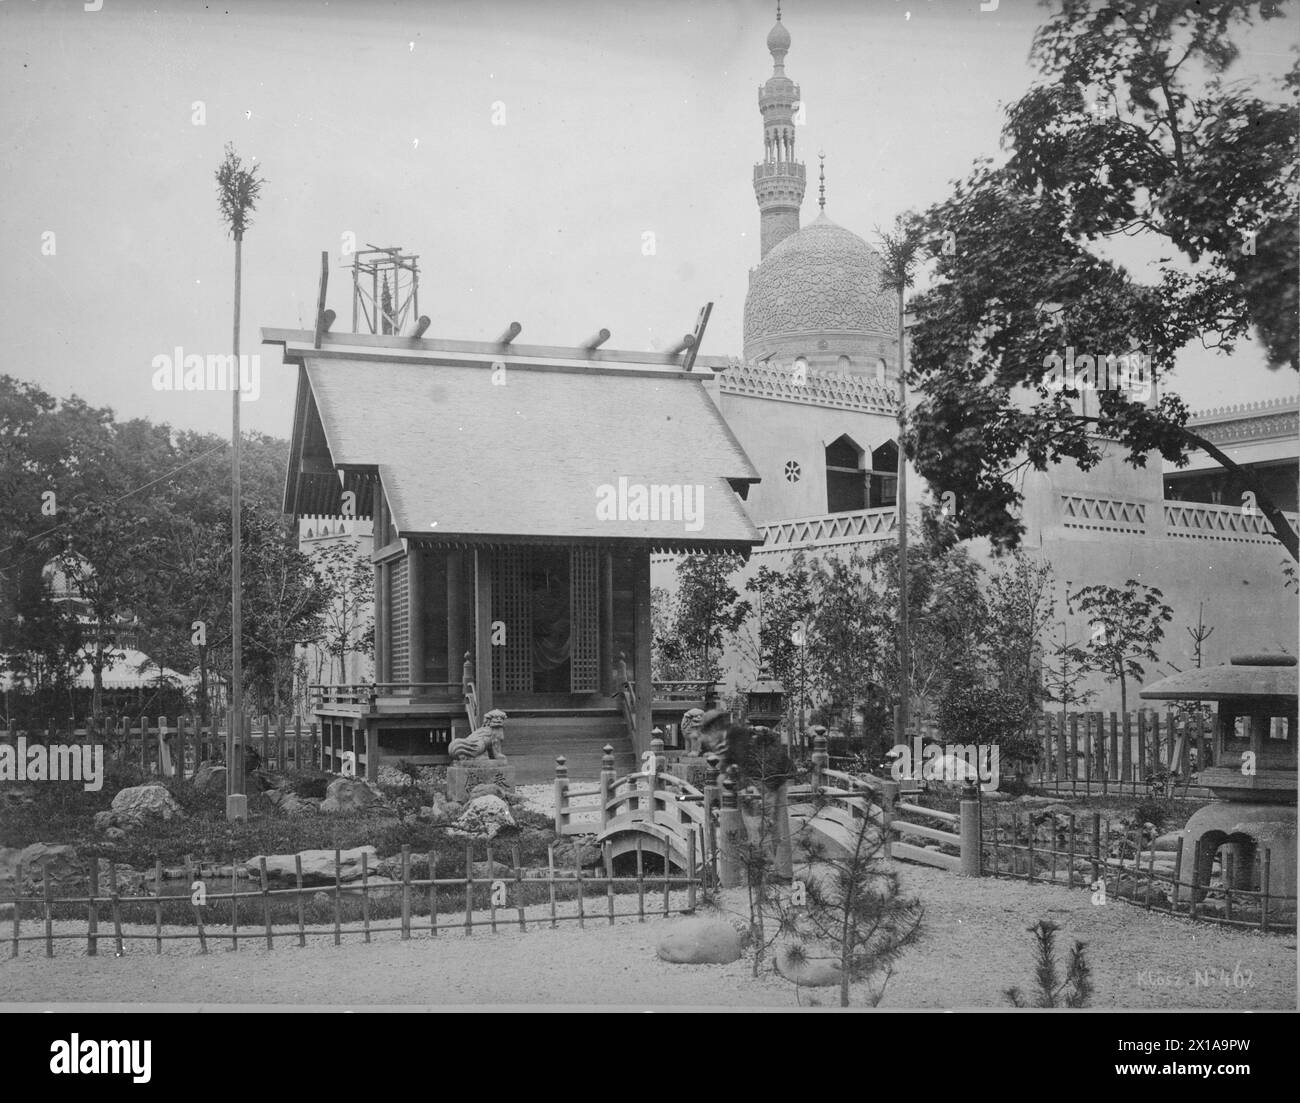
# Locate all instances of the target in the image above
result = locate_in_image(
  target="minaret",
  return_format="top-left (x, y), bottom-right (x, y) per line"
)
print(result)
top-left (753, 3), bottom-right (806, 259)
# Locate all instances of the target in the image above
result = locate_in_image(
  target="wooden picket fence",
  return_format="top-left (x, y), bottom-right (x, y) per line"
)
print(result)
top-left (1, 715), bottom-right (321, 780)
top-left (896, 709), bottom-right (1221, 798)
top-left (5, 838), bottom-right (706, 959)
top-left (982, 803), bottom-right (1296, 933)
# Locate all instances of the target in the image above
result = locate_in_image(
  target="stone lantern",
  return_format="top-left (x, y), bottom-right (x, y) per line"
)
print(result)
top-left (1139, 653), bottom-right (1297, 901)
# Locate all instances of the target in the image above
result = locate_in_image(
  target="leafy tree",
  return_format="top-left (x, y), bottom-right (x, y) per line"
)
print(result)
top-left (907, 0), bottom-right (1299, 559)
top-left (806, 550), bottom-right (881, 737)
top-left (1043, 620), bottom-right (1098, 726)
top-left (985, 551), bottom-right (1056, 723)
top-left (1067, 579), bottom-right (1173, 715)
top-left (741, 553), bottom-right (816, 731)
top-left (663, 554), bottom-right (752, 681)
top-left (312, 536), bottom-right (376, 684)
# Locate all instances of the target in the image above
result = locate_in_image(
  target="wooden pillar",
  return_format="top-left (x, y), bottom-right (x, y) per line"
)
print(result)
top-left (599, 550), bottom-right (614, 695)
top-left (408, 544), bottom-right (424, 689)
top-left (379, 561), bottom-right (392, 684)
top-left (447, 550), bottom-right (465, 685)
top-left (631, 549), bottom-right (653, 753)
top-left (372, 560), bottom-right (386, 688)
top-left (474, 548), bottom-right (494, 713)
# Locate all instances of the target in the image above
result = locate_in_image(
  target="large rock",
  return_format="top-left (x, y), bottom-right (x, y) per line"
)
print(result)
top-left (449, 795), bottom-right (515, 839)
top-left (0, 844), bottom-right (145, 896)
top-left (243, 846), bottom-right (380, 885)
top-left (774, 942), bottom-right (845, 988)
top-left (111, 784), bottom-right (184, 824)
top-left (656, 918), bottom-right (743, 965)
top-left (467, 782), bottom-right (513, 802)
top-left (319, 776), bottom-right (387, 814)
top-left (447, 762), bottom-right (517, 802)
top-left (191, 762), bottom-right (227, 794)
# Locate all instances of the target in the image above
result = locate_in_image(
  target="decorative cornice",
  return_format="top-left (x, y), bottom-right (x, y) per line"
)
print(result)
top-left (1188, 395), bottom-right (1299, 444)
top-left (715, 358), bottom-right (898, 414)
top-left (754, 507), bottom-right (898, 553)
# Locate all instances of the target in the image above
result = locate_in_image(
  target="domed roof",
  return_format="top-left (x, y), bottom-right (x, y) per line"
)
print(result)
top-left (744, 213), bottom-right (896, 347)
top-left (41, 552), bottom-right (93, 603)
top-left (766, 19), bottom-right (791, 53)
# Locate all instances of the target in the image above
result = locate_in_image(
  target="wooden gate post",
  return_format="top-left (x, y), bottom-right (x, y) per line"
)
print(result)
top-left (959, 779), bottom-right (982, 876)
top-left (553, 756), bottom-right (569, 836)
top-left (717, 765), bottom-right (744, 889)
top-left (599, 744), bottom-right (616, 832)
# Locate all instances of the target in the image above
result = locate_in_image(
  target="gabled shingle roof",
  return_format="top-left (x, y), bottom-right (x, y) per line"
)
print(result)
top-left (274, 334), bottom-right (762, 552)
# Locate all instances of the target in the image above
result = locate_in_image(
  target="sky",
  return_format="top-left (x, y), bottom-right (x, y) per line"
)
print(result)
top-left (0, 0), bottom-right (1295, 444)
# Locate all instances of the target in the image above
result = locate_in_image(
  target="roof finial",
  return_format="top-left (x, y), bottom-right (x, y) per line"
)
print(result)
top-left (776, 1), bottom-right (782, 20)
top-left (818, 149), bottom-right (826, 210)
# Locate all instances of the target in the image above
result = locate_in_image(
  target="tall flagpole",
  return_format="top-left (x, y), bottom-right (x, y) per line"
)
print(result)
top-left (895, 281), bottom-right (910, 749)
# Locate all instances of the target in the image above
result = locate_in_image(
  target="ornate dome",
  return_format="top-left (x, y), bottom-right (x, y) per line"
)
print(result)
top-left (766, 19), bottom-right (791, 54)
top-left (743, 213), bottom-right (896, 349)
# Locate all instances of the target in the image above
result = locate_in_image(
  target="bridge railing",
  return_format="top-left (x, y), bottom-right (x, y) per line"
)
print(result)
top-left (553, 739), bottom-right (721, 880)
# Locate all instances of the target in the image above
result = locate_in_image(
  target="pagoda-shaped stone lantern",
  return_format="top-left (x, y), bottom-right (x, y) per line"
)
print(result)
top-left (1139, 653), bottom-right (1296, 901)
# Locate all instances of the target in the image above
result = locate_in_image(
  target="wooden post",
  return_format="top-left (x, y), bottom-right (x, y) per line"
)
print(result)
top-left (1067, 813), bottom-right (1076, 888)
top-left (811, 729), bottom-right (828, 790)
top-left (154, 859), bottom-right (164, 953)
top-left (361, 849), bottom-right (371, 942)
top-left (513, 844), bottom-right (526, 933)
top-left (486, 843), bottom-right (497, 934)
top-left (1026, 811), bottom-right (1035, 882)
top-left (333, 849), bottom-right (342, 946)
top-left (547, 844), bottom-right (557, 930)
top-left (192, 860), bottom-right (207, 954)
top-left (400, 845), bottom-right (411, 940)
top-left (10, 861), bottom-right (21, 959)
top-left (1068, 713), bottom-right (1078, 795)
top-left (600, 745), bottom-right (616, 831)
top-left (408, 544), bottom-right (424, 690)
top-left (464, 841), bottom-right (474, 935)
top-left (959, 780), bottom-right (981, 877)
top-left (231, 861), bottom-right (240, 950)
top-left (635, 835), bottom-right (645, 921)
top-left (259, 856), bottom-right (273, 948)
top-left (109, 861), bottom-right (124, 957)
top-left (1188, 840), bottom-right (1201, 920)
top-left (687, 831), bottom-right (697, 911)
top-left (1261, 848), bottom-right (1271, 931)
top-left (1224, 850), bottom-right (1233, 922)
top-left (295, 855), bottom-right (305, 948)
top-left (1121, 711), bottom-right (1132, 791)
top-left (718, 765), bottom-right (744, 889)
top-left (1145, 838), bottom-right (1156, 910)
top-left (1137, 710), bottom-right (1147, 783)
top-left (991, 806), bottom-right (999, 877)
top-left (87, 858), bottom-right (99, 957)
top-left (554, 755), bottom-right (569, 836)
top-left (1090, 812), bottom-right (1102, 885)
top-left (631, 551), bottom-right (653, 750)
top-left (1055, 714), bottom-right (1067, 787)
top-left (1108, 713), bottom-right (1119, 789)
top-left (473, 548), bottom-right (494, 714)
top-left (574, 842), bottom-right (585, 929)
top-left (606, 843), bottom-right (615, 927)
top-left (1171, 836), bottom-right (1184, 912)
top-left (42, 861), bottom-right (53, 958)
top-left (703, 754), bottom-right (720, 888)
top-left (428, 849), bottom-right (438, 937)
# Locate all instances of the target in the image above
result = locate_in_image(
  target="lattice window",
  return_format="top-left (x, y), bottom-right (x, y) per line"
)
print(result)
top-left (570, 546), bottom-right (600, 693)
top-left (491, 547), bottom-right (533, 692)
top-left (389, 557), bottom-right (409, 685)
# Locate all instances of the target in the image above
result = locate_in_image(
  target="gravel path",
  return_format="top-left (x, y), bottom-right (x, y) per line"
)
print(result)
top-left (1, 860), bottom-right (1292, 1009)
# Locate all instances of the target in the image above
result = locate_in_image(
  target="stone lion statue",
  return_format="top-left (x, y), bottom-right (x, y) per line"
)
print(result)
top-left (448, 709), bottom-right (508, 762)
top-left (680, 708), bottom-right (705, 755)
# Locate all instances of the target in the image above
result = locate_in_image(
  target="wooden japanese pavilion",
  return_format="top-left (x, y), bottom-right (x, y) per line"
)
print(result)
top-left (266, 327), bottom-right (763, 781)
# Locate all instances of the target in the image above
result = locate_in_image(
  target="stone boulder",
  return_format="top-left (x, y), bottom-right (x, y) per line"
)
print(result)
top-left (0, 844), bottom-right (146, 896)
top-left (467, 781), bottom-right (513, 802)
top-left (191, 762), bottom-right (227, 794)
top-left (449, 795), bottom-right (515, 839)
top-left (111, 784), bottom-right (184, 824)
top-left (244, 846), bottom-right (380, 885)
top-left (774, 942), bottom-right (844, 988)
top-left (319, 777), bottom-right (387, 814)
top-left (656, 918), bottom-right (743, 965)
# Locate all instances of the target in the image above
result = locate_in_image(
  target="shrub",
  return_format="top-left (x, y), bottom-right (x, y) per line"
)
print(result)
top-left (1004, 919), bottom-right (1093, 1008)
